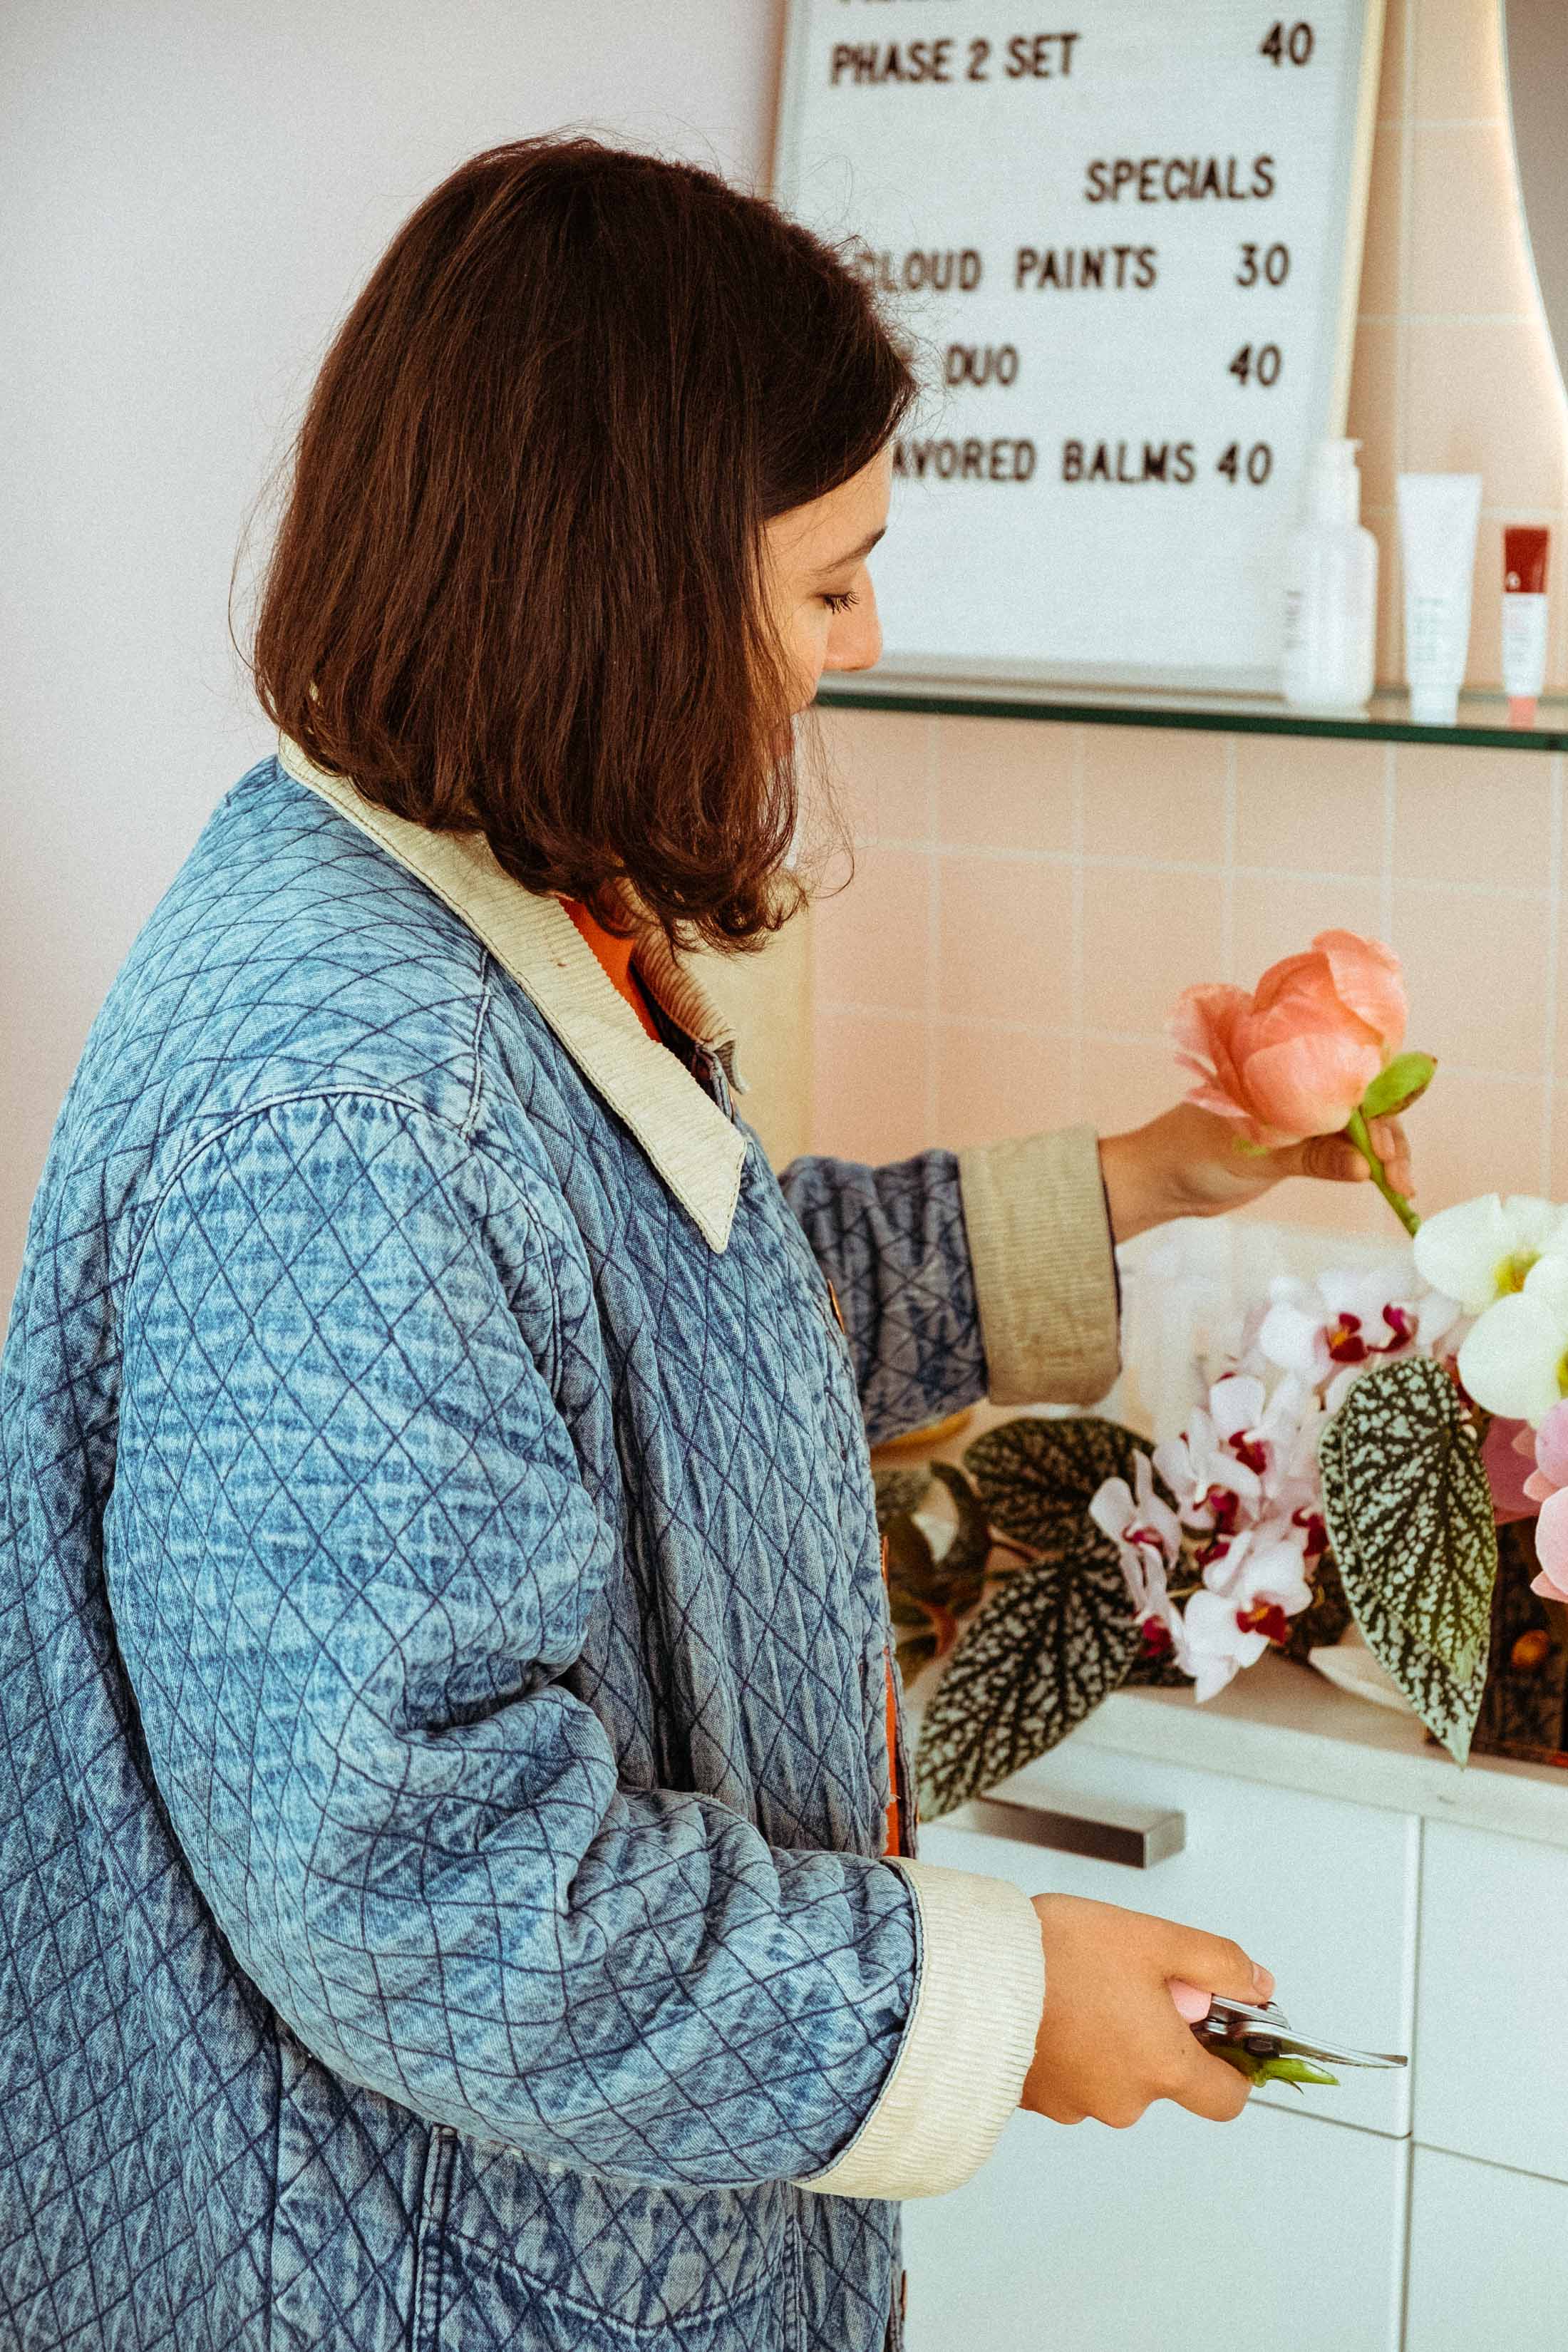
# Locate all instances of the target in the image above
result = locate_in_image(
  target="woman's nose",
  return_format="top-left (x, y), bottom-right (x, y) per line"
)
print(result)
top-left (823, 586), bottom-right (882, 674)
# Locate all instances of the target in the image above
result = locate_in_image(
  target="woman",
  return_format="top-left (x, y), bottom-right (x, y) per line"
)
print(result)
top-left (0, 138), bottom-right (1413, 2352)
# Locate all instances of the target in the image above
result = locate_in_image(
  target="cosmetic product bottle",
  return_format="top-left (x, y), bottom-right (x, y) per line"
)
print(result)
top-left (1281, 439), bottom-right (1378, 711)
top-left (1502, 525), bottom-right (1550, 726)
top-left (1396, 473), bottom-right (1483, 726)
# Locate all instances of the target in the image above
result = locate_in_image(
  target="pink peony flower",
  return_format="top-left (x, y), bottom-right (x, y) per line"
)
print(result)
top-left (1170, 930), bottom-right (1408, 1148)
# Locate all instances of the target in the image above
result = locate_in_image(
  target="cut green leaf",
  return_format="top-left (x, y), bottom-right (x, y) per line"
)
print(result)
top-left (1209, 2045), bottom-right (1339, 2090)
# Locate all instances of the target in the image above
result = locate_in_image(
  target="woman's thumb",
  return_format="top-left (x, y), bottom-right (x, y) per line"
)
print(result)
top-left (1165, 1927), bottom-right (1274, 2004)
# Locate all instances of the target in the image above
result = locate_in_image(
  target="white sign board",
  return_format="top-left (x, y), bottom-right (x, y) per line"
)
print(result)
top-left (774, 1), bottom-right (1384, 692)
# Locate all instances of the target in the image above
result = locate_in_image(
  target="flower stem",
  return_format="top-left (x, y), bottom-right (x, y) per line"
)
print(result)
top-left (1345, 1106), bottom-right (1420, 1237)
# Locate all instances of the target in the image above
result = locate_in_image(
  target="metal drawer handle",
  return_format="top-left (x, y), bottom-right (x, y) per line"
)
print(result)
top-left (961, 1793), bottom-right (1186, 1870)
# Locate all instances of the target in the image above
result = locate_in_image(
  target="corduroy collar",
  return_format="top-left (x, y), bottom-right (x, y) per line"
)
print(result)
top-left (274, 733), bottom-right (748, 1251)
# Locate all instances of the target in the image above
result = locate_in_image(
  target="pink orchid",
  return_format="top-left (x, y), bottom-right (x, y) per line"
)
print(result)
top-left (1525, 1401), bottom-right (1568, 1602)
top-left (1484, 1415), bottom-right (1541, 1524)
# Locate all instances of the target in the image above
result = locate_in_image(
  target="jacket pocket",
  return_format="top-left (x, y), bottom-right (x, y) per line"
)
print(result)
top-left (440, 2142), bottom-right (793, 2346)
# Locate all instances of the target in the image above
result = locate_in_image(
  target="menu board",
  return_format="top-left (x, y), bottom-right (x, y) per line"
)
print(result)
top-left (773, 0), bottom-right (1385, 692)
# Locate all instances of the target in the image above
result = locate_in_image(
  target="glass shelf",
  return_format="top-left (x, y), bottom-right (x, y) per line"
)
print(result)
top-left (815, 678), bottom-right (1568, 753)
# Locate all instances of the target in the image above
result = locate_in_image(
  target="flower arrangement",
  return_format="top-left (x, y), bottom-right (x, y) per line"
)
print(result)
top-left (886, 930), bottom-right (1568, 1822)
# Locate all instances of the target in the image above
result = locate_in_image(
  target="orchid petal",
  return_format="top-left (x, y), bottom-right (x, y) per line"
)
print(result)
top-left (1257, 1301), bottom-right (1330, 1380)
top-left (1522, 1252), bottom-right (1568, 1325)
top-left (1412, 1195), bottom-right (1514, 1313)
top-left (1209, 1374), bottom-right (1265, 1442)
top-left (1535, 1399), bottom-right (1568, 1490)
top-left (1532, 1490), bottom-right (1568, 1602)
top-left (1088, 1476), bottom-right (1135, 1547)
top-left (1458, 1294), bottom-right (1568, 1424)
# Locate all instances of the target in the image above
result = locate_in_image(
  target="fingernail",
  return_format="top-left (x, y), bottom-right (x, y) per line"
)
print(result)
top-left (1253, 1966), bottom-right (1274, 1999)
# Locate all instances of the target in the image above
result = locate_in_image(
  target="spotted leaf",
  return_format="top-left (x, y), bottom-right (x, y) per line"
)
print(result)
top-left (1319, 1363), bottom-right (1497, 1763)
top-left (963, 1415), bottom-right (1172, 1548)
top-left (914, 1531), bottom-right (1140, 1818)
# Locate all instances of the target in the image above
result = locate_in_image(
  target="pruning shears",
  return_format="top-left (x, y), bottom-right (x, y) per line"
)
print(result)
top-left (1192, 1996), bottom-right (1409, 2089)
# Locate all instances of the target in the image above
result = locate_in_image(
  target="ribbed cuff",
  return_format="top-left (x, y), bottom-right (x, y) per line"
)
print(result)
top-left (956, 1125), bottom-right (1121, 1407)
top-left (793, 1859), bottom-right (1044, 2202)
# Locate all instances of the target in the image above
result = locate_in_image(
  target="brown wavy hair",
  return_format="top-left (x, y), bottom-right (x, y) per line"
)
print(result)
top-left (238, 135), bottom-right (916, 950)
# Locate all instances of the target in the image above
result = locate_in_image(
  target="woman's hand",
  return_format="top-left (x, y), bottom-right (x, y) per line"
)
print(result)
top-left (1021, 1894), bottom-right (1274, 2127)
top-left (1097, 1100), bottom-right (1415, 1246)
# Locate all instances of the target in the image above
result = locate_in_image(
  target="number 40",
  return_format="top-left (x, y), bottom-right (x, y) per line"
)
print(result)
top-left (1261, 19), bottom-right (1314, 64)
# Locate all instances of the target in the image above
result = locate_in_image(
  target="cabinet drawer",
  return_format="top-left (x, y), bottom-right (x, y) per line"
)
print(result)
top-left (1415, 1822), bottom-right (1568, 2180)
top-left (922, 1740), bottom-right (1417, 2137)
top-left (904, 2095), bottom-right (1406, 2352)
top-left (1404, 2147), bottom-right (1568, 2351)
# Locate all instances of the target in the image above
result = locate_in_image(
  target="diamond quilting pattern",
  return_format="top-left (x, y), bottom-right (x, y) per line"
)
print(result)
top-left (0, 760), bottom-right (982, 2348)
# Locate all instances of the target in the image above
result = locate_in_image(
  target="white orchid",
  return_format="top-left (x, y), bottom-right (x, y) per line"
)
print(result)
top-left (1257, 1264), bottom-right (1456, 1412)
top-left (1412, 1192), bottom-right (1568, 1316)
top-left (1155, 1370), bottom-right (1321, 1531)
top-left (1458, 1252), bottom-right (1568, 1425)
top-left (1089, 1451), bottom-right (1182, 1581)
top-left (1088, 1454), bottom-right (1191, 1665)
top-left (1182, 1526), bottom-right (1314, 1702)
top-left (1152, 1398), bottom-right (1262, 1534)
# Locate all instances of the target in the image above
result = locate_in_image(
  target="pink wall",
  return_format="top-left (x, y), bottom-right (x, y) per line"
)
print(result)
top-left (811, 0), bottom-right (1568, 1239)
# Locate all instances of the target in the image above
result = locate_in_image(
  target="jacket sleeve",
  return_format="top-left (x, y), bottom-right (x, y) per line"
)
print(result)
top-left (777, 1125), bottom-right (1121, 1448)
top-left (111, 1091), bottom-right (1042, 2195)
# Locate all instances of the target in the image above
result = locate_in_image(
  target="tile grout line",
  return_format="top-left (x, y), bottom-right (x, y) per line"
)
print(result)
top-left (1221, 738), bottom-right (1237, 981)
top-left (1539, 752), bottom-right (1563, 1191)
top-left (857, 832), bottom-right (1553, 903)
top-left (1381, 741), bottom-right (1397, 938)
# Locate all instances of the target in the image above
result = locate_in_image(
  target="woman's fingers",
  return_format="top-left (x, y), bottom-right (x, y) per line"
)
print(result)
top-left (1293, 1115), bottom-right (1415, 1192)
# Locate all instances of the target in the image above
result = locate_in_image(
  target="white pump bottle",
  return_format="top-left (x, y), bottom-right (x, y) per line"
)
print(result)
top-left (1280, 438), bottom-right (1378, 712)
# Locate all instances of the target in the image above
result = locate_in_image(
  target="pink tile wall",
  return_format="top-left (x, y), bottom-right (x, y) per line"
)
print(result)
top-left (810, 1), bottom-right (1568, 1231)
top-left (812, 711), bottom-right (1565, 1235)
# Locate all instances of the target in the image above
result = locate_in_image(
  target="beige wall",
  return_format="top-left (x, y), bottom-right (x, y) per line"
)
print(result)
top-left (1, 0), bottom-right (790, 1325)
top-left (811, 0), bottom-right (1568, 1237)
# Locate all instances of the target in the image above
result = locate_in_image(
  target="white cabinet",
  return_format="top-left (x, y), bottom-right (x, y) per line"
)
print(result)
top-left (903, 2098), bottom-right (1408, 2352)
top-left (924, 1743), bottom-right (1418, 2136)
top-left (1414, 1822), bottom-right (1568, 2183)
top-left (904, 1766), bottom-right (1415, 2350)
top-left (898, 1683), bottom-right (1568, 2346)
top-left (1403, 2147), bottom-right (1568, 2352)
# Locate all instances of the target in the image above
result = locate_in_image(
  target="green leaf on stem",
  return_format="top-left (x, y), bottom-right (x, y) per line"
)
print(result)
top-left (1318, 1357), bottom-right (1497, 1763)
top-left (1361, 1050), bottom-right (1437, 1121)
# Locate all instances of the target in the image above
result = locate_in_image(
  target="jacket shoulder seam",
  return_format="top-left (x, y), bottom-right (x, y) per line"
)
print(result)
top-left (125, 1085), bottom-right (562, 1332)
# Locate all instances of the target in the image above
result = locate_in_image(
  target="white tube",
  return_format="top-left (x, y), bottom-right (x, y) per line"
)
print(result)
top-left (1396, 473), bottom-right (1483, 726)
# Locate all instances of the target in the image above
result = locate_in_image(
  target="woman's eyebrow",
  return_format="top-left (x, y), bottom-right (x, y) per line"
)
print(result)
top-left (815, 524), bottom-right (887, 574)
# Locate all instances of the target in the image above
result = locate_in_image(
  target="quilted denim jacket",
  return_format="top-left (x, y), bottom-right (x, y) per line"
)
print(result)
top-left (0, 743), bottom-right (1120, 2351)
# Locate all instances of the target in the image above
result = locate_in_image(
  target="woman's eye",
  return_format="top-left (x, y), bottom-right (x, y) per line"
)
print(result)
top-left (821, 589), bottom-right (859, 615)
